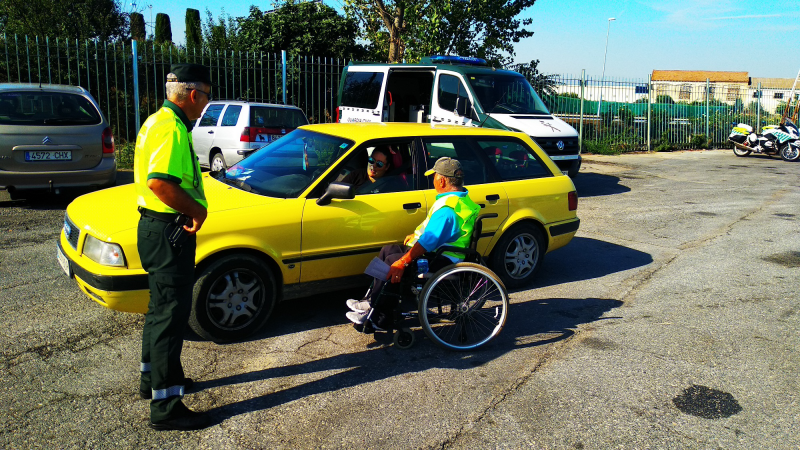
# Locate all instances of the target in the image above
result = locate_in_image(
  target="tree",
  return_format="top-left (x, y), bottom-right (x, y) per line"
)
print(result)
top-left (155, 13), bottom-right (172, 44)
top-left (511, 59), bottom-right (556, 97)
top-left (130, 12), bottom-right (146, 41)
top-left (236, 1), bottom-right (365, 58)
top-left (0, 0), bottom-right (128, 41)
top-left (203, 8), bottom-right (240, 53)
top-left (186, 9), bottom-right (202, 51)
top-left (344, 0), bottom-right (537, 64)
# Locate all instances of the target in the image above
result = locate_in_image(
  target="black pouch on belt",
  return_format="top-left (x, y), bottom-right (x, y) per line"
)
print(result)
top-left (164, 214), bottom-right (192, 248)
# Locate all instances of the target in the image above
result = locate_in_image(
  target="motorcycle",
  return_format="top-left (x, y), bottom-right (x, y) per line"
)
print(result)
top-left (728, 118), bottom-right (800, 162)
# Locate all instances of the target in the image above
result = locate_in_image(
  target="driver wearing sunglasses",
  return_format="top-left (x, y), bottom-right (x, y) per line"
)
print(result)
top-left (341, 145), bottom-right (393, 192)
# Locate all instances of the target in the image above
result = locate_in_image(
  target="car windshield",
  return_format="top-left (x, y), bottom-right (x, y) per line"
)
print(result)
top-left (224, 129), bottom-right (354, 198)
top-left (0, 91), bottom-right (102, 125)
top-left (467, 73), bottom-right (551, 115)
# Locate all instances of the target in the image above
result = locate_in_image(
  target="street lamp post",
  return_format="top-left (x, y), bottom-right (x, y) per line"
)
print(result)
top-left (597, 17), bottom-right (616, 117)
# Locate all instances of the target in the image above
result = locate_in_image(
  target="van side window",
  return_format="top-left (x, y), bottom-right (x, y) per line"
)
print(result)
top-left (422, 138), bottom-right (492, 186)
top-left (341, 72), bottom-right (385, 109)
top-left (220, 105), bottom-right (242, 126)
top-left (478, 139), bottom-right (551, 180)
top-left (437, 74), bottom-right (469, 113)
top-left (198, 104), bottom-right (224, 127)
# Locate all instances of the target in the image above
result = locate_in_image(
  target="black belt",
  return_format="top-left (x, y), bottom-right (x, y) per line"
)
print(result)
top-left (138, 207), bottom-right (180, 222)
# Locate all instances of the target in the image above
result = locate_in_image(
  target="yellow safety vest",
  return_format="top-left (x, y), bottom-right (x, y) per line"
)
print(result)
top-left (410, 191), bottom-right (480, 260)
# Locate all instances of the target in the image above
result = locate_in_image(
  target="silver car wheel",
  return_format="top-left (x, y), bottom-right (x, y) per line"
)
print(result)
top-left (211, 153), bottom-right (227, 171)
top-left (503, 232), bottom-right (539, 279)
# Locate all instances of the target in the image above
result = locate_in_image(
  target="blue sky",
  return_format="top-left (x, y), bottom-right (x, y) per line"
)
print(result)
top-left (134, 0), bottom-right (800, 79)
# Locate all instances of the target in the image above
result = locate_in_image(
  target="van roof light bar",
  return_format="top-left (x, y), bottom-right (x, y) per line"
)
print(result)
top-left (422, 55), bottom-right (489, 66)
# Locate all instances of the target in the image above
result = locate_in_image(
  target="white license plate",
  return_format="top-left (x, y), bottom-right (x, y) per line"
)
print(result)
top-left (26, 150), bottom-right (72, 161)
top-left (268, 134), bottom-right (284, 142)
top-left (56, 245), bottom-right (72, 277)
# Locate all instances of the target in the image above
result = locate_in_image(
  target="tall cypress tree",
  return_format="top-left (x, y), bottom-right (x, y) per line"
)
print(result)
top-left (130, 12), bottom-right (146, 41)
top-left (155, 13), bottom-right (172, 44)
top-left (185, 8), bottom-right (202, 52)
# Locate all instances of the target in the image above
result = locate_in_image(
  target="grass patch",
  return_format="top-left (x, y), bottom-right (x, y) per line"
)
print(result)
top-left (116, 142), bottom-right (135, 169)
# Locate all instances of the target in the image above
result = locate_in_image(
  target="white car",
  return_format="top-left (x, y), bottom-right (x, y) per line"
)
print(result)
top-left (192, 100), bottom-right (308, 171)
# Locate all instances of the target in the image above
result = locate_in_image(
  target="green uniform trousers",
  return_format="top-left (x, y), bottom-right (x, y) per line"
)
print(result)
top-left (137, 215), bottom-right (196, 422)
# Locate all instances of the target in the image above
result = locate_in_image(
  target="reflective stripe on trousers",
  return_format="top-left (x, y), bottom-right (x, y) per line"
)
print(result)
top-left (152, 385), bottom-right (185, 400)
top-left (140, 362), bottom-right (151, 372)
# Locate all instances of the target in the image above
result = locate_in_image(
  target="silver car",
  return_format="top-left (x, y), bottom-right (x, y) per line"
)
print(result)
top-left (0, 84), bottom-right (116, 197)
top-left (192, 100), bottom-right (308, 171)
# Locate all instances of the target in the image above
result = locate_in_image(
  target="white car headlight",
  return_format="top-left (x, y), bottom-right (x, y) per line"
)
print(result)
top-left (83, 235), bottom-right (126, 267)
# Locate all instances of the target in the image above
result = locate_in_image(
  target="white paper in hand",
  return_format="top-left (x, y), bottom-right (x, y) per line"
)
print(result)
top-left (364, 257), bottom-right (390, 280)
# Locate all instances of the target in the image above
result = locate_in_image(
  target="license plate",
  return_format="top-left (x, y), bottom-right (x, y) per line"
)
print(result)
top-left (26, 150), bottom-right (72, 161)
top-left (268, 134), bottom-right (284, 142)
top-left (56, 244), bottom-right (72, 277)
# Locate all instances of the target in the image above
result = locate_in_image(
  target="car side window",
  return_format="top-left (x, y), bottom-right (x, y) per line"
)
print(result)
top-left (324, 141), bottom-right (415, 196)
top-left (437, 74), bottom-right (469, 113)
top-left (198, 104), bottom-right (224, 127)
top-left (478, 139), bottom-right (552, 180)
top-left (220, 105), bottom-right (242, 127)
top-left (422, 138), bottom-right (492, 186)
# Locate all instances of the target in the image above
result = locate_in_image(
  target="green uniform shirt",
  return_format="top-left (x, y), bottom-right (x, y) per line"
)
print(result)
top-left (134, 100), bottom-right (207, 213)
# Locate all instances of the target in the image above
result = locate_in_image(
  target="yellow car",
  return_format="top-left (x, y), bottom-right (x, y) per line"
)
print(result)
top-left (57, 123), bottom-right (579, 341)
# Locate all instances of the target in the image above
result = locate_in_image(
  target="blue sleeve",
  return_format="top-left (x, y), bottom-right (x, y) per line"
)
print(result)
top-left (417, 208), bottom-right (460, 251)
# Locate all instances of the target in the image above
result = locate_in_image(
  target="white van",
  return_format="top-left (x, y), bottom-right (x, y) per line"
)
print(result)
top-left (335, 56), bottom-right (581, 177)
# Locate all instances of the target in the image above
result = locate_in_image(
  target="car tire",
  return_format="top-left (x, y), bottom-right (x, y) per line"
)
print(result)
top-left (189, 254), bottom-right (277, 342)
top-left (210, 152), bottom-right (227, 172)
top-left (489, 222), bottom-right (545, 289)
top-left (567, 159), bottom-right (581, 178)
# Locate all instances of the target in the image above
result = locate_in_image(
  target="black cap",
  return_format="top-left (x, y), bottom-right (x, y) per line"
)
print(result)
top-left (166, 63), bottom-right (213, 85)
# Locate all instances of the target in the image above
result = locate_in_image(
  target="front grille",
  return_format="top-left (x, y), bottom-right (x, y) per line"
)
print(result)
top-left (533, 137), bottom-right (580, 156)
top-left (64, 213), bottom-right (80, 250)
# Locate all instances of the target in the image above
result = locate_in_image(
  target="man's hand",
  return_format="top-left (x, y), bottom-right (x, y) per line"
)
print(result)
top-left (147, 178), bottom-right (208, 234)
top-left (403, 233), bottom-right (415, 246)
top-left (388, 254), bottom-right (412, 284)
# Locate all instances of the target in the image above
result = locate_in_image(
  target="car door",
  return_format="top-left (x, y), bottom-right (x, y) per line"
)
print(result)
top-left (192, 103), bottom-right (225, 166)
top-left (338, 67), bottom-right (390, 123)
top-left (299, 139), bottom-right (426, 282)
top-left (420, 136), bottom-right (509, 255)
top-left (430, 72), bottom-right (476, 127)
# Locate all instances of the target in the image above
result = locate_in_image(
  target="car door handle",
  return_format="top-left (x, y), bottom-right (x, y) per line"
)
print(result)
top-left (208, 130), bottom-right (214, 134)
top-left (486, 194), bottom-right (500, 201)
top-left (403, 202), bottom-right (422, 210)
top-left (432, 117), bottom-right (442, 122)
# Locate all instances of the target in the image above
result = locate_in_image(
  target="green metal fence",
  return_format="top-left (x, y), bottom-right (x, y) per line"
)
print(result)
top-left (2, 32), bottom-right (796, 155)
top-left (1, 33), bottom-right (349, 144)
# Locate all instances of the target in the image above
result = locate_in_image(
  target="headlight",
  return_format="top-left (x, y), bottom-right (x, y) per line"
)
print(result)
top-left (83, 235), bottom-right (126, 267)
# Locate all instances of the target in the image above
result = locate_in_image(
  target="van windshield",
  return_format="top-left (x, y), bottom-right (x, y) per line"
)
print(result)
top-left (467, 74), bottom-right (550, 115)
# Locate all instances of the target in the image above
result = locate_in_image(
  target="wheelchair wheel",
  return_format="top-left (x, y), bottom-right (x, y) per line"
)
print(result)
top-left (393, 328), bottom-right (416, 349)
top-left (418, 262), bottom-right (508, 351)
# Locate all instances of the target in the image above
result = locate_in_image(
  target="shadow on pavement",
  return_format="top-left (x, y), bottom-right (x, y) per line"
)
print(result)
top-left (199, 296), bottom-right (622, 424)
top-left (572, 172), bottom-right (630, 197)
top-left (533, 237), bottom-right (653, 289)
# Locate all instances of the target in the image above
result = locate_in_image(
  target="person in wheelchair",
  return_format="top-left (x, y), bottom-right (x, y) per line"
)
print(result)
top-left (341, 145), bottom-right (405, 194)
top-left (345, 157), bottom-right (481, 328)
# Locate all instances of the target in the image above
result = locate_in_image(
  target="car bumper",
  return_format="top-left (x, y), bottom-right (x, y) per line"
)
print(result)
top-left (546, 218), bottom-right (580, 252)
top-left (57, 238), bottom-right (149, 314)
top-left (0, 156), bottom-right (116, 191)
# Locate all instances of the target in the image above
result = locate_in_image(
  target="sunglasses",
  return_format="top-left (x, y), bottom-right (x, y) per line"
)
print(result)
top-left (367, 157), bottom-right (386, 169)
top-left (194, 89), bottom-right (212, 101)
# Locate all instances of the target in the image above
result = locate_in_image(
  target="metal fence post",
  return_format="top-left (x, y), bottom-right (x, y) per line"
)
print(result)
top-left (756, 82), bottom-right (762, 131)
top-left (282, 50), bottom-right (287, 105)
top-left (647, 74), bottom-right (652, 152)
top-left (705, 78), bottom-right (710, 139)
top-left (132, 40), bottom-right (141, 133)
top-left (579, 69), bottom-right (585, 153)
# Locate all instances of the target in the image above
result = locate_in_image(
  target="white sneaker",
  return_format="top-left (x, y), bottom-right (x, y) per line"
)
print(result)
top-left (346, 310), bottom-right (369, 325)
top-left (346, 299), bottom-right (371, 312)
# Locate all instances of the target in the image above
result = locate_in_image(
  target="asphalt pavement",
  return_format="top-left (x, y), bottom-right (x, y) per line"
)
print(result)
top-left (0, 149), bottom-right (797, 449)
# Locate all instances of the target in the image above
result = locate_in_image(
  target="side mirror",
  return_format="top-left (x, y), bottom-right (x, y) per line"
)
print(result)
top-left (316, 182), bottom-right (355, 206)
top-left (455, 97), bottom-right (472, 117)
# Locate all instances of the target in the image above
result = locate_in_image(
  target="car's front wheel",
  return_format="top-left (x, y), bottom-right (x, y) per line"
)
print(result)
top-left (189, 254), bottom-right (277, 342)
top-left (489, 222), bottom-right (545, 289)
top-left (210, 152), bottom-right (227, 172)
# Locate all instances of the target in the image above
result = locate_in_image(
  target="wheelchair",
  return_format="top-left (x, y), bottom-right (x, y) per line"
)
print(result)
top-left (358, 214), bottom-right (509, 351)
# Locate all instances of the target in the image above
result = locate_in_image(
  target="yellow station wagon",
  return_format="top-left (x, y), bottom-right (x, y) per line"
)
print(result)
top-left (57, 123), bottom-right (579, 341)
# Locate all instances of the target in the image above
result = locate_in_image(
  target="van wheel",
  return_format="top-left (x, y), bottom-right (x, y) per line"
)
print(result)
top-left (189, 254), bottom-right (277, 342)
top-left (567, 159), bottom-right (581, 178)
top-left (210, 153), bottom-right (227, 172)
top-left (489, 223), bottom-right (545, 289)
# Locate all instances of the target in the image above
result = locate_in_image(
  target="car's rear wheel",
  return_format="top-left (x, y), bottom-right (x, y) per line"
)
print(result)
top-left (489, 222), bottom-right (545, 289)
top-left (189, 254), bottom-right (277, 342)
top-left (211, 152), bottom-right (227, 172)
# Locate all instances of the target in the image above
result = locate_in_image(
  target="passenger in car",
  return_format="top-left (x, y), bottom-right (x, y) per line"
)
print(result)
top-left (341, 145), bottom-right (406, 194)
top-left (345, 157), bottom-right (481, 329)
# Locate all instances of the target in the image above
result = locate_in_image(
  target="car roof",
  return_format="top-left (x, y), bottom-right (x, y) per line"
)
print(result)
top-left (300, 122), bottom-right (526, 140)
top-left (207, 100), bottom-right (303, 110)
top-left (345, 61), bottom-right (522, 78)
top-left (0, 83), bottom-right (91, 94)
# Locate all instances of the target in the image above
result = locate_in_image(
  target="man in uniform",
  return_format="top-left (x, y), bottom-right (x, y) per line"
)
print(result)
top-left (133, 63), bottom-right (212, 431)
